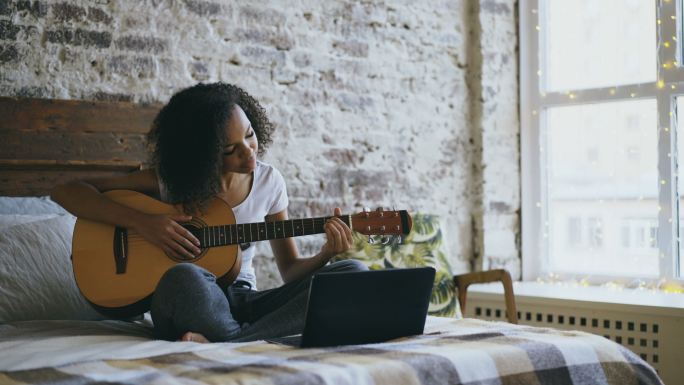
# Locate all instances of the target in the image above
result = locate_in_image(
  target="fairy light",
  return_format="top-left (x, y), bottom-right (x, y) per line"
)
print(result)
top-left (526, 3), bottom-right (684, 296)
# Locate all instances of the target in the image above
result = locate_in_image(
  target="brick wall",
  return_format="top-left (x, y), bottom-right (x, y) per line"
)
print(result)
top-left (0, 0), bottom-right (519, 289)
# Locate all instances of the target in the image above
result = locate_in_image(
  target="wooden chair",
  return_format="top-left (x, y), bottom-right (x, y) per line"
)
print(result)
top-left (453, 269), bottom-right (518, 324)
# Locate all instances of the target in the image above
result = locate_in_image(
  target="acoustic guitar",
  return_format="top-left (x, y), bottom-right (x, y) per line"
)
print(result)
top-left (71, 190), bottom-right (413, 318)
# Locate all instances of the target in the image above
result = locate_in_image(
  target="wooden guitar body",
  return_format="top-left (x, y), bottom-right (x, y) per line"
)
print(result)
top-left (72, 190), bottom-right (240, 318)
top-left (72, 190), bottom-right (411, 319)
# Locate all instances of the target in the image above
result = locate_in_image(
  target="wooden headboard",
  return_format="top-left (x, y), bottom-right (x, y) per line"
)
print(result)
top-left (0, 97), bottom-right (162, 196)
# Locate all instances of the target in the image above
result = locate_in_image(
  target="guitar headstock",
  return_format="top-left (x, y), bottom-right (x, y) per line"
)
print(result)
top-left (350, 208), bottom-right (412, 236)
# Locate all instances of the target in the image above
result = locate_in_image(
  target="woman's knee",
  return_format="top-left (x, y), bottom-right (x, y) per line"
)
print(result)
top-left (157, 263), bottom-right (215, 292)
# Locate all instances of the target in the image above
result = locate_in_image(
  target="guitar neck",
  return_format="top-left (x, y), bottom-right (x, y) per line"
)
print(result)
top-left (191, 216), bottom-right (352, 247)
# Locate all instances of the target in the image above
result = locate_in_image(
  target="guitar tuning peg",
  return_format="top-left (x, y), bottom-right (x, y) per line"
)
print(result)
top-left (380, 236), bottom-right (391, 245)
top-left (367, 235), bottom-right (375, 244)
top-left (396, 235), bottom-right (402, 244)
top-left (363, 207), bottom-right (371, 212)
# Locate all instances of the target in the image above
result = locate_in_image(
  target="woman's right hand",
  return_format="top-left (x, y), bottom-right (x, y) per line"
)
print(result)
top-left (132, 213), bottom-right (202, 260)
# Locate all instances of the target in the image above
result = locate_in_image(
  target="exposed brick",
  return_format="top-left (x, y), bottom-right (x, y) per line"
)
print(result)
top-left (88, 7), bottom-right (113, 24)
top-left (52, 2), bottom-right (87, 22)
top-left (239, 45), bottom-right (286, 68)
top-left (293, 51), bottom-right (311, 67)
top-left (107, 55), bottom-right (156, 78)
top-left (46, 28), bottom-right (112, 48)
top-left (235, 28), bottom-right (294, 51)
top-left (183, 0), bottom-right (220, 16)
top-left (334, 92), bottom-right (374, 112)
top-left (0, 20), bottom-right (19, 40)
top-left (15, 0), bottom-right (47, 17)
top-left (189, 61), bottom-right (209, 81)
top-left (115, 35), bottom-right (167, 54)
top-left (0, 44), bottom-right (17, 63)
top-left (15, 85), bottom-right (49, 98)
top-left (332, 40), bottom-right (369, 58)
top-left (239, 6), bottom-right (286, 26)
top-left (323, 148), bottom-right (361, 166)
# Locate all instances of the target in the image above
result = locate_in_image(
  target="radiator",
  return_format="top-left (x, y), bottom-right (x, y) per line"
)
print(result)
top-left (465, 283), bottom-right (684, 385)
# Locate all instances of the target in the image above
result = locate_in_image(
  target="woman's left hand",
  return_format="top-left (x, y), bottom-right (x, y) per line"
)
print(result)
top-left (319, 207), bottom-right (353, 260)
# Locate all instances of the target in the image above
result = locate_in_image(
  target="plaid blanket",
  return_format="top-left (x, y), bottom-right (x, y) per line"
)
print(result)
top-left (0, 318), bottom-right (662, 385)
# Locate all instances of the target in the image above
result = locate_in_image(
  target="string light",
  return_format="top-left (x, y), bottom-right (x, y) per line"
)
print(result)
top-left (527, 4), bottom-right (684, 294)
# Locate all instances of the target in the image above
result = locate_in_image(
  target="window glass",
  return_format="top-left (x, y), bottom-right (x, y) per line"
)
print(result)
top-left (546, 99), bottom-right (658, 276)
top-left (543, 0), bottom-right (656, 92)
top-left (676, 97), bottom-right (684, 277)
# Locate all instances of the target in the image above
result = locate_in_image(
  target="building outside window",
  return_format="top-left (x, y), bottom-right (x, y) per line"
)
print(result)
top-left (521, 0), bottom-right (682, 287)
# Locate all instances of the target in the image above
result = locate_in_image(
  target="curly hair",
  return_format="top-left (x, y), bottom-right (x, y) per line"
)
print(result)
top-left (147, 82), bottom-right (274, 214)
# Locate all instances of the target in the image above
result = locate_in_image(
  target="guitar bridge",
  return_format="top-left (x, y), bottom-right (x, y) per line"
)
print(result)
top-left (113, 226), bottom-right (128, 274)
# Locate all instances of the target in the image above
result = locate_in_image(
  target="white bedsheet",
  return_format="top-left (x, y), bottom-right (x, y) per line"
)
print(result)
top-left (0, 316), bottom-right (458, 371)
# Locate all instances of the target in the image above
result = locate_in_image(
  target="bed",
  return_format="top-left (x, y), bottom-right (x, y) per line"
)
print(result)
top-left (0, 96), bottom-right (664, 384)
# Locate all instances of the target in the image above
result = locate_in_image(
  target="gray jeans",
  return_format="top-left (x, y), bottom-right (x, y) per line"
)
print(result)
top-left (150, 259), bottom-right (368, 342)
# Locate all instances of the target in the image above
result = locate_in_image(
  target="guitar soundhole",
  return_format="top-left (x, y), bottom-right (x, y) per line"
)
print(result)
top-left (168, 218), bottom-right (209, 263)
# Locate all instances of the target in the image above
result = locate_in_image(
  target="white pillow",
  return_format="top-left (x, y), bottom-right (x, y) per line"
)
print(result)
top-left (0, 214), bottom-right (60, 230)
top-left (0, 196), bottom-right (68, 215)
top-left (0, 214), bottom-right (106, 322)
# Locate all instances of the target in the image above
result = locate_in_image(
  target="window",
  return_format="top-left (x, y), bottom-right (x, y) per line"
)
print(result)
top-left (521, 0), bottom-right (683, 285)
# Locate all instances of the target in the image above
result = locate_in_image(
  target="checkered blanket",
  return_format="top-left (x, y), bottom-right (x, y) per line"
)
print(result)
top-left (0, 318), bottom-right (662, 385)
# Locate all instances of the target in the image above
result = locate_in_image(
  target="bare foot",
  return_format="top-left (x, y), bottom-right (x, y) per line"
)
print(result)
top-left (180, 332), bottom-right (209, 343)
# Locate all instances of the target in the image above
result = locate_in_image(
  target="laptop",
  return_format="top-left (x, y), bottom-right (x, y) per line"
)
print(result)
top-left (269, 266), bottom-right (435, 347)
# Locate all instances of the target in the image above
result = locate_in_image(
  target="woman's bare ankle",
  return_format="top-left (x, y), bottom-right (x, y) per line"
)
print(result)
top-left (179, 332), bottom-right (210, 343)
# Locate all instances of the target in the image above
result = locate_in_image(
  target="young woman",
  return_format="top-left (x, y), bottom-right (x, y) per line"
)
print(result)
top-left (52, 82), bottom-right (367, 343)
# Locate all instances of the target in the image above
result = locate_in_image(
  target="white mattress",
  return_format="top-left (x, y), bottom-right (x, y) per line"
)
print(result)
top-left (0, 316), bottom-right (459, 372)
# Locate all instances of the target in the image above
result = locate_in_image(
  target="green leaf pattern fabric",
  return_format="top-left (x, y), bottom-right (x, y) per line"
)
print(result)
top-left (333, 213), bottom-right (462, 318)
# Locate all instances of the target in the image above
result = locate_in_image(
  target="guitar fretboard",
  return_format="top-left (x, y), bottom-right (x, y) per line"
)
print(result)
top-left (190, 216), bottom-right (351, 248)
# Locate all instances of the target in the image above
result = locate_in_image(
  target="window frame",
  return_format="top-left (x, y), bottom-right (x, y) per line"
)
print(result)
top-left (520, 0), bottom-right (683, 284)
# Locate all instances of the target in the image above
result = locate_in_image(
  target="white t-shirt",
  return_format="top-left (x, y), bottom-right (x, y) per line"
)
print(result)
top-left (158, 161), bottom-right (288, 290)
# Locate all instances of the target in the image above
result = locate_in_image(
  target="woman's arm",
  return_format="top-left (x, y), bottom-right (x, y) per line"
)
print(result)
top-left (268, 207), bottom-right (353, 283)
top-left (51, 169), bottom-right (159, 229)
top-left (51, 170), bottom-right (201, 259)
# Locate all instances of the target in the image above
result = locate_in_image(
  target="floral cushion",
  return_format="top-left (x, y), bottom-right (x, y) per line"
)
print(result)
top-left (333, 213), bottom-right (462, 318)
